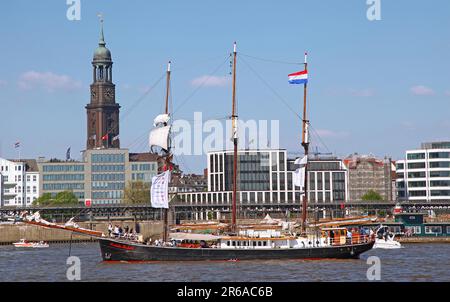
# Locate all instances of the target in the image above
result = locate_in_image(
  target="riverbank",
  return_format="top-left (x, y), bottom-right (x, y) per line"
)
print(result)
top-left (0, 220), bottom-right (162, 245)
top-left (398, 236), bottom-right (450, 243)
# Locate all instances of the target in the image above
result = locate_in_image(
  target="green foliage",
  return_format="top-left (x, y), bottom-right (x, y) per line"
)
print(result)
top-left (361, 189), bottom-right (383, 201)
top-left (33, 191), bottom-right (79, 206)
top-left (124, 181), bottom-right (150, 204)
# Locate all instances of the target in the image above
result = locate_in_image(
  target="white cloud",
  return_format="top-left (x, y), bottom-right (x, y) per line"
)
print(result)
top-left (191, 75), bottom-right (229, 87)
top-left (0, 80), bottom-right (7, 87)
top-left (18, 71), bottom-right (82, 92)
top-left (410, 85), bottom-right (435, 96)
top-left (315, 129), bottom-right (349, 138)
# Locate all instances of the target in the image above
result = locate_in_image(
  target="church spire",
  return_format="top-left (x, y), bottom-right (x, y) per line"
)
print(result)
top-left (98, 14), bottom-right (106, 46)
top-left (87, 14), bottom-right (120, 150)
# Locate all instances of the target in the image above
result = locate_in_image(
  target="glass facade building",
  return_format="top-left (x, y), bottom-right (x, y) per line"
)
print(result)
top-left (178, 149), bottom-right (348, 206)
top-left (37, 149), bottom-right (158, 205)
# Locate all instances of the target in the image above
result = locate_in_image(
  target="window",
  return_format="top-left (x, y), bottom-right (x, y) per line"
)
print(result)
top-left (408, 162), bottom-right (425, 169)
top-left (430, 180), bottom-right (450, 187)
top-left (408, 171), bottom-right (426, 178)
top-left (429, 152), bottom-right (450, 159)
top-left (430, 162), bottom-right (450, 168)
top-left (430, 171), bottom-right (450, 178)
top-left (425, 226), bottom-right (442, 234)
top-left (408, 181), bottom-right (426, 188)
top-left (405, 226), bottom-right (421, 235)
top-left (407, 153), bottom-right (425, 160)
top-left (409, 190), bottom-right (426, 197)
top-left (396, 163), bottom-right (404, 170)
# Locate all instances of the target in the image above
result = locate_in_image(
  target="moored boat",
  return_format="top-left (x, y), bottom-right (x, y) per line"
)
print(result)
top-left (13, 239), bottom-right (49, 248)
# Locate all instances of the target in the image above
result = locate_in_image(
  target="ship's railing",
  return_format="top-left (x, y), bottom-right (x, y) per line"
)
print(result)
top-left (325, 234), bottom-right (375, 246)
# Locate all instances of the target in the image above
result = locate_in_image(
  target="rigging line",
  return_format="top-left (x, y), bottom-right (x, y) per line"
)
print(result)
top-left (100, 72), bottom-right (166, 141)
top-left (121, 72), bottom-right (166, 121)
top-left (126, 128), bottom-right (150, 150)
top-left (239, 56), bottom-right (301, 120)
top-left (308, 124), bottom-right (332, 154)
top-left (240, 52), bottom-right (304, 66)
top-left (172, 55), bottom-right (231, 115)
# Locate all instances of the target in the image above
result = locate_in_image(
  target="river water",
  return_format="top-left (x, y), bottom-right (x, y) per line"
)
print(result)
top-left (0, 243), bottom-right (449, 282)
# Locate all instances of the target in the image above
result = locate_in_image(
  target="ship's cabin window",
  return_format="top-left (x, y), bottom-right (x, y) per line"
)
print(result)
top-left (252, 241), bottom-right (257, 247)
top-left (232, 241), bottom-right (236, 247)
top-left (227, 241), bottom-right (231, 246)
top-left (257, 241), bottom-right (262, 247)
top-left (263, 241), bottom-right (267, 246)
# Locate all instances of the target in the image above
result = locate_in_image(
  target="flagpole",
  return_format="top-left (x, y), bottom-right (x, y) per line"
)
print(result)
top-left (301, 52), bottom-right (309, 235)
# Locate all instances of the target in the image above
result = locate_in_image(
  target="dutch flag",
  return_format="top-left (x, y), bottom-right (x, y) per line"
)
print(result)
top-left (288, 70), bottom-right (308, 85)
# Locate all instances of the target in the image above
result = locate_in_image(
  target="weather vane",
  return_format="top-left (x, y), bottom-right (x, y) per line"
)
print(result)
top-left (97, 12), bottom-right (103, 23)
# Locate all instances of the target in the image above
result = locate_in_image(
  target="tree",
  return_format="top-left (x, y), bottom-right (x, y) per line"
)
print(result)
top-left (33, 191), bottom-right (79, 206)
top-left (124, 181), bottom-right (150, 204)
top-left (361, 189), bottom-right (383, 201)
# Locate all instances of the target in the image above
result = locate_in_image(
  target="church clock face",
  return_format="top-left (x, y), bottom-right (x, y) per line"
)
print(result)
top-left (105, 88), bottom-right (114, 100)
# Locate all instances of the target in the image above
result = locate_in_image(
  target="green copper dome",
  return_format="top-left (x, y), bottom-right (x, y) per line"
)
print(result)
top-left (93, 23), bottom-right (112, 62)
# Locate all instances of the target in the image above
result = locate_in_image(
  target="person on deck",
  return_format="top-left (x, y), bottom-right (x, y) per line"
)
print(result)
top-left (347, 229), bottom-right (352, 244)
top-left (108, 223), bottom-right (113, 237)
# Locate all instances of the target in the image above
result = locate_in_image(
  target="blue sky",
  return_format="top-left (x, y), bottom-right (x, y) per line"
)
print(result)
top-left (0, 0), bottom-right (449, 173)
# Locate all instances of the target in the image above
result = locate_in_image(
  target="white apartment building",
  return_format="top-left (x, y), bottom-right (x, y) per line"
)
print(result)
top-left (396, 142), bottom-right (450, 202)
top-left (0, 158), bottom-right (40, 207)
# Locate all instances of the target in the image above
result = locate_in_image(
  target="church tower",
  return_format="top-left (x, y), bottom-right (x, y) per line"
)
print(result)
top-left (86, 20), bottom-right (120, 149)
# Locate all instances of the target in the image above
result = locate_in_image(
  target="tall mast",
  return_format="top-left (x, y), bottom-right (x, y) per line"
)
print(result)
top-left (231, 42), bottom-right (238, 233)
top-left (162, 61), bottom-right (171, 242)
top-left (165, 61), bottom-right (171, 115)
top-left (301, 52), bottom-right (309, 234)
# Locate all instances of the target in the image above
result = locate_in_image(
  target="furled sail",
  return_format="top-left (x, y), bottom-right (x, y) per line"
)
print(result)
top-left (153, 114), bottom-right (170, 127)
top-left (294, 155), bottom-right (308, 165)
top-left (151, 170), bottom-right (171, 209)
top-left (293, 155), bottom-right (308, 191)
top-left (149, 125), bottom-right (171, 151)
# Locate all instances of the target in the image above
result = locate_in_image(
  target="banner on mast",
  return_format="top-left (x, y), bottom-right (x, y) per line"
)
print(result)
top-left (151, 170), bottom-right (171, 209)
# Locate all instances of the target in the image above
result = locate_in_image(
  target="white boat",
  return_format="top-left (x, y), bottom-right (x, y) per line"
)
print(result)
top-left (373, 226), bottom-right (402, 249)
top-left (13, 239), bottom-right (49, 248)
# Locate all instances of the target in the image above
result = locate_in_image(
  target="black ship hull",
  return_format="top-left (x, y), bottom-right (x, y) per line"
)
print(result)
top-left (98, 238), bottom-right (375, 262)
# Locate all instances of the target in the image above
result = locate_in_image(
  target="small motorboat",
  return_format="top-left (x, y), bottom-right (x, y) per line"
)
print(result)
top-left (373, 226), bottom-right (402, 249)
top-left (13, 239), bottom-right (49, 248)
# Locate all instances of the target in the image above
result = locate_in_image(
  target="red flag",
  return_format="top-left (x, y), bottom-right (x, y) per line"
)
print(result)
top-left (101, 134), bottom-right (108, 140)
top-left (340, 203), bottom-right (345, 209)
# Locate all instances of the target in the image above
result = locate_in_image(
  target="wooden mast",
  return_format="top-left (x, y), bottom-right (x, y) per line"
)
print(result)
top-left (162, 61), bottom-right (171, 243)
top-left (231, 42), bottom-right (238, 233)
top-left (301, 52), bottom-right (309, 234)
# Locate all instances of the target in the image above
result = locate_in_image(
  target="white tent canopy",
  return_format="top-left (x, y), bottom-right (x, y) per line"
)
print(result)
top-left (169, 233), bottom-right (223, 241)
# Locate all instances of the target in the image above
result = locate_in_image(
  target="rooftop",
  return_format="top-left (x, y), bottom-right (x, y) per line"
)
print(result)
top-left (420, 142), bottom-right (450, 150)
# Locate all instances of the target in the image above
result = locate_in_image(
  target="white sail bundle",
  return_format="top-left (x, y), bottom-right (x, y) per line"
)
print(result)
top-left (153, 113), bottom-right (170, 127)
top-left (293, 155), bottom-right (308, 191)
top-left (149, 125), bottom-right (171, 151)
top-left (151, 170), bottom-right (171, 209)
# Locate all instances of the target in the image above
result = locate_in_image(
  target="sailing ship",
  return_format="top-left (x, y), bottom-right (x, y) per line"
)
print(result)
top-left (97, 43), bottom-right (375, 261)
